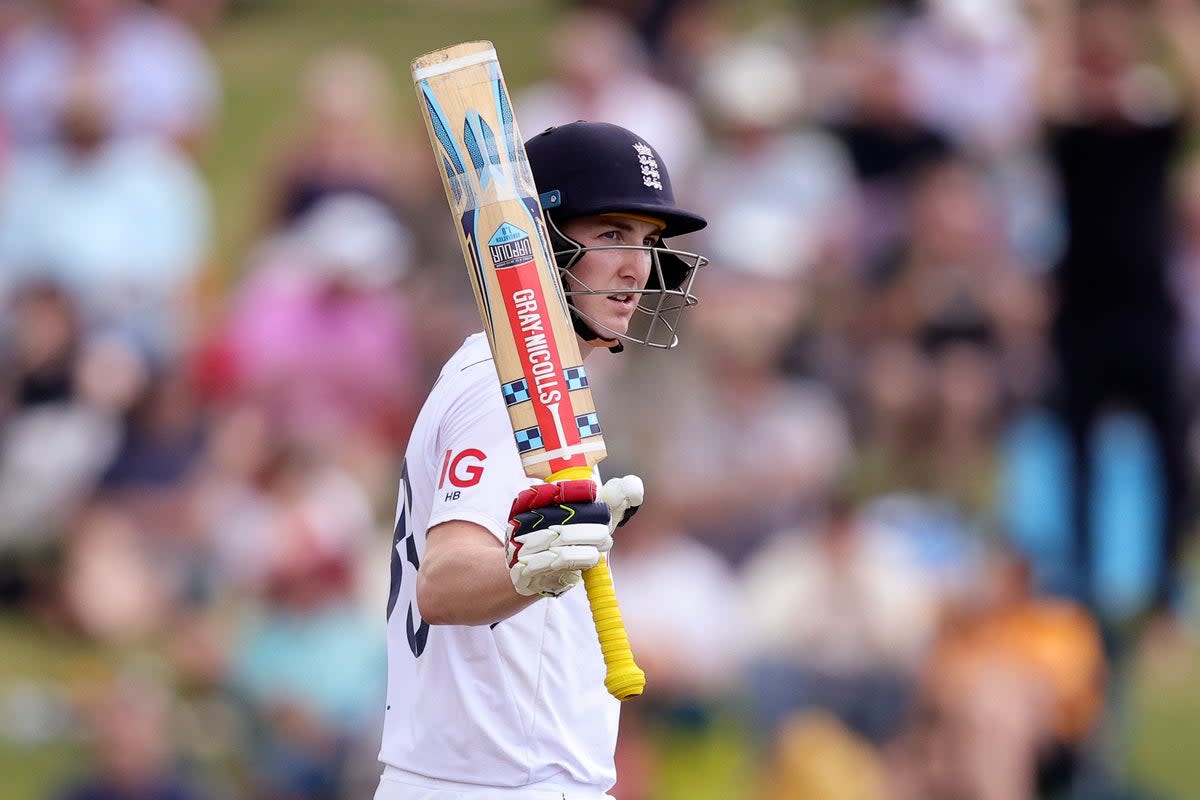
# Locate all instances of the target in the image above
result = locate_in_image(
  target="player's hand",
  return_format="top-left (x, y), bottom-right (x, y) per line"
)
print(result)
top-left (506, 480), bottom-right (613, 597)
top-left (599, 474), bottom-right (644, 535)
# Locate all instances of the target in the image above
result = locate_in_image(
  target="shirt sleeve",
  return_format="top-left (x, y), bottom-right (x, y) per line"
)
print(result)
top-left (428, 361), bottom-right (536, 541)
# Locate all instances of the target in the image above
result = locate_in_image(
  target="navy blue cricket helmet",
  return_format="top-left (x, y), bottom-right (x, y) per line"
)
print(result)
top-left (525, 121), bottom-right (707, 238)
top-left (524, 121), bottom-right (709, 349)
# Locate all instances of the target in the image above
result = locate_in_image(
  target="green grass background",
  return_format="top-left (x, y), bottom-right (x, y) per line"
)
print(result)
top-left (1, 1), bottom-right (1198, 798)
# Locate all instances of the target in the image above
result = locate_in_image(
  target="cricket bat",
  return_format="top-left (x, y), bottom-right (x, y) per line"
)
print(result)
top-left (411, 41), bottom-right (646, 701)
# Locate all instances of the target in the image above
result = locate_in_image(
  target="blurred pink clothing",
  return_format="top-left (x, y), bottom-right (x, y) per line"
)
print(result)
top-left (224, 261), bottom-right (418, 443)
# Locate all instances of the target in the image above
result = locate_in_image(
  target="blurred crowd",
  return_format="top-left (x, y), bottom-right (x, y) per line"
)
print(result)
top-left (1, 0), bottom-right (1199, 799)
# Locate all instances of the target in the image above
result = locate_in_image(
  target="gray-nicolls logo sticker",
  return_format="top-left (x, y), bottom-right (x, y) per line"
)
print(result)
top-left (633, 142), bottom-right (663, 190)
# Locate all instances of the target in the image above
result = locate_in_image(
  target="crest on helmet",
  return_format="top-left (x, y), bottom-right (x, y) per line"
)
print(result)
top-left (632, 142), bottom-right (663, 191)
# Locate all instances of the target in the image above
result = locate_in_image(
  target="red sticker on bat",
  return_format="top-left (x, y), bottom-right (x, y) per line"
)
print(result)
top-left (495, 262), bottom-right (586, 474)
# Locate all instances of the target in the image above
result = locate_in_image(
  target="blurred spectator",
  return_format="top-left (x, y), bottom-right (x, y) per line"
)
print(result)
top-left (200, 435), bottom-right (375, 604)
top-left (251, 47), bottom-right (471, 361)
top-left (608, 505), bottom-right (746, 800)
top-left (602, 267), bottom-right (851, 566)
top-left (57, 673), bottom-right (214, 800)
top-left (571, 0), bottom-right (725, 91)
top-left (1032, 0), bottom-right (1200, 618)
top-left (60, 503), bottom-right (174, 642)
top-left (258, 48), bottom-right (426, 235)
top-left (890, 552), bottom-right (1108, 800)
top-left (0, 0), bottom-right (219, 154)
top-left (893, 0), bottom-right (1066, 270)
top-left (53, 364), bottom-right (207, 641)
top-left (615, 506), bottom-right (746, 707)
top-left (516, 7), bottom-right (705, 180)
top-left (223, 448), bottom-right (385, 800)
top-left (97, 365), bottom-right (207, 543)
top-left (860, 157), bottom-right (1020, 347)
top-left (753, 711), bottom-right (889, 800)
top-left (817, 14), bottom-right (953, 268)
top-left (0, 69), bottom-right (212, 358)
top-left (692, 31), bottom-right (859, 281)
top-left (152, 0), bottom-right (228, 37)
top-left (217, 193), bottom-right (420, 461)
top-left (928, 337), bottom-right (1006, 517)
top-left (851, 157), bottom-right (1049, 518)
top-left (0, 284), bottom-right (123, 550)
top-left (1172, 156), bottom-right (1200, 393)
top-left (740, 497), bottom-right (938, 746)
top-left (849, 340), bottom-right (936, 497)
top-left (1, 280), bottom-right (80, 410)
top-left (859, 491), bottom-right (988, 631)
top-left (183, 402), bottom-right (276, 596)
top-left (896, 0), bottom-right (1039, 159)
top-left (0, 0), bottom-right (36, 51)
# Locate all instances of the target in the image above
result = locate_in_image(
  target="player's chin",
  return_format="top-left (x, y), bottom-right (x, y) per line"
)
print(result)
top-left (597, 315), bottom-right (632, 341)
top-left (579, 302), bottom-right (632, 339)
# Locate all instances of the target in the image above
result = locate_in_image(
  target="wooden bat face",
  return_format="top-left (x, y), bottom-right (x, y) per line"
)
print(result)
top-left (412, 42), bottom-right (606, 480)
top-left (413, 40), bottom-right (646, 702)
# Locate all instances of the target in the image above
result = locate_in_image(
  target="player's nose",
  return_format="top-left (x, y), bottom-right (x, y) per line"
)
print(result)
top-left (619, 246), bottom-right (653, 287)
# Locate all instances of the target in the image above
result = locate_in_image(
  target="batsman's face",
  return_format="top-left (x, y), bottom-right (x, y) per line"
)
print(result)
top-left (560, 214), bottom-right (663, 344)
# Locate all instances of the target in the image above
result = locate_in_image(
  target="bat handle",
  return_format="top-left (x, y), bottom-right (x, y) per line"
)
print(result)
top-left (581, 557), bottom-right (646, 700)
top-left (548, 466), bottom-right (646, 701)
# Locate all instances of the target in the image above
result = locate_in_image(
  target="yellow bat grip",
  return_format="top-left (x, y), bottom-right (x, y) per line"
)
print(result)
top-left (581, 557), bottom-right (646, 700)
top-left (548, 466), bottom-right (646, 701)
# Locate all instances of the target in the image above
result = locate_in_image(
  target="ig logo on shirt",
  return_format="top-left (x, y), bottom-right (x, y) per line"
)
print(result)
top-left (438, 448), bottom-right (486, 501)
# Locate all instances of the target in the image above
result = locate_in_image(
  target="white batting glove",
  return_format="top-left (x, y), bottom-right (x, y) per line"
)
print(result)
top-left (598, 474), bottom-right (644, 535)
top-left (505, 480), bottom-right (613, 597)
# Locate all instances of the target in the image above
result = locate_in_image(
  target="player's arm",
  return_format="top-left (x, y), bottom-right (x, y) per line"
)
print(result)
top-left (416, 519), bottom-right (538, 626)
top-left (416, 477), bottom-right (643, 626)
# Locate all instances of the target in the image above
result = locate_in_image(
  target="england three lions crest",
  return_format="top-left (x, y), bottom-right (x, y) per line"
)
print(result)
top-left (633, 142), bottom-right (662, 190)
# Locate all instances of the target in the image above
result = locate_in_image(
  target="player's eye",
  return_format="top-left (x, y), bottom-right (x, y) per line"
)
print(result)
top-left (643, 236), bottom-right (661, 248)
top-left (599, 230), bottom-right (621, 242)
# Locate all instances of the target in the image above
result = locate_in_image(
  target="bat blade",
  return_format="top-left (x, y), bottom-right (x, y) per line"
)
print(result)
top-left (412, 41), bottom-right (644, 701)
top-left (413, 41), bottom-right (604, 480)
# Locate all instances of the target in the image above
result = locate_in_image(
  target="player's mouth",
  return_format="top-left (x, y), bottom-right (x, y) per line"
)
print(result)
top-left (606, 293), bottom-right (635, 308)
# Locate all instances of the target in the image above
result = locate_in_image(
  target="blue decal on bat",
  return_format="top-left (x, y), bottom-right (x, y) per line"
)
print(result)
top-left (576, 412), bottom-right (602, 438)
top-left (444, 156), bottom-right (462, 206)
top-left (514, 425), bottom-right (544, 454)
top-left (502, 378), bottom-right (530, 406)
top-left (564, 366), bottom-right (589, 391)
top-left (464, 113), bottom-right (485, 171)
top-left (465, 111), bottom-right (505, 190)
top-left (480, 116), bottom-right (501, 168)
top-left (490, 64), bottom-right (520, 164)
top-left (420, 82), bottom-right (465, 176)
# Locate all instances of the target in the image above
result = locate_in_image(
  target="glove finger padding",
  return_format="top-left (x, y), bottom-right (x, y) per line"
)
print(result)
top-left (506, 479), bottom-right (614, 597)
top-left (599, 475), bottom-right (644, 534)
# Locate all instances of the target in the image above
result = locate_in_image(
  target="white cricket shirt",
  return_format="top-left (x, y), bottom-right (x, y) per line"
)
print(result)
top-left (379, 333), bottom-right (619, 793)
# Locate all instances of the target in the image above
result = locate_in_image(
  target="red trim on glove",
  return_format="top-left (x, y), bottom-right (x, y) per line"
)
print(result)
top-left (509, 480), bottom-right (597, 515)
